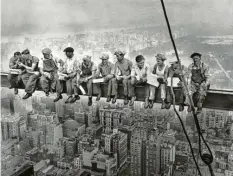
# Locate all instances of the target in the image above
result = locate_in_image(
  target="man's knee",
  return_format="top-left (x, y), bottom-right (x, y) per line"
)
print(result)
top-left (131, 77), bottom-right (136, 85)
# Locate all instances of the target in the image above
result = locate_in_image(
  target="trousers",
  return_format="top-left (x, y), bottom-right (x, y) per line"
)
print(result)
top-left (148, 84), bottom-right (166, 100)
top-left (166, 86), bottom-right (186, 104)
top-left (77, 77), bottom-right (93, 97)
top-left (185, 81), bottom-right (209, 105)
top-left (111, 77), bottom-right (132, 97)
top-left (21, 73), bottom-right (39, 94)
top-left (7, 74), bottom-right (21, 88)
top-left (40, 72), bottom-right (58, 93)
top-left (95, 76), bottom-right (112, 97)
top-left (56, 77), bottom-right (78, 96)
top-left (130, 77), bottom-right (149, 98)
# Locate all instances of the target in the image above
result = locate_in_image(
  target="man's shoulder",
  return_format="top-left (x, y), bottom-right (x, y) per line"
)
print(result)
top-left (32, 55), bottom-right (39, 62)
top-left (9, 56), bottom-right (16, 61)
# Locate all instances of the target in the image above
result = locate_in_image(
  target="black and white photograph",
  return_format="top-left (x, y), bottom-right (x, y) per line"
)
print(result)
top-left (1, 0), bottom-right (233, 176)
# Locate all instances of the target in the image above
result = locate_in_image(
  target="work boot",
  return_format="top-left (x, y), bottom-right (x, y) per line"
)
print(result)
top-left (144, 98), bottom-right (149, 109)
top-left (70, 95), bottom-right (80, 103)
top-left (165, 102), bottom-right (171, 109)
top-left (96, 93), bottom-right (101, 101)
top-left (54, 94), bottom-right (63, 102)
top-left (187, 105), bottom-right (192, 112)
top-left (129, 97), bottom-right (136, 106)
top-left (106, 96), bottom-right (111, 102)
top-left (88, 97), bottom-right (92, 106)
top-left (65, 96), bottom-right (73, 104)
top-left (14, 88), bottom-right (18, 95)
top-left (179, 104), bottom-right (184, 112)
top-left (161, 100), bottom-right (166, 109)
top-left (22, 93), bottom-right (32, 99)
top-left (112, 96), bottom-right (117, 104)
top-left (149, 100), bottom-right (154, 109)
top-left (124, 96), bottom-right (129, 105)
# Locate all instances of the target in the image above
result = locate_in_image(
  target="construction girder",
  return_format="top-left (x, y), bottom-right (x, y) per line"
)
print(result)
top-left (1, 72), bottom-right (233, 111)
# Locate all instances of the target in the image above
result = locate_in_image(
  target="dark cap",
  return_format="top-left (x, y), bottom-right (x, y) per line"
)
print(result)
top-left (190, 52), bottom-right (202, 58)
top-left (14, 51), bottom-right (21, 56)
top-left (63, 47), bottom-right (74, 53)
top-left (135, 55), bottom-right (145, 63)
top-left (22, 49), bottom-right (30, 55)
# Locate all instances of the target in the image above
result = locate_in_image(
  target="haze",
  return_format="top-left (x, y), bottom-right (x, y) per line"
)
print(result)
top-left (2, 0), bottom-right (233, 37)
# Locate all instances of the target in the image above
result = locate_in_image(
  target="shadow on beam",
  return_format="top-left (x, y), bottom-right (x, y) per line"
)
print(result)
top-left (1, 72), bottom-right (233, 111)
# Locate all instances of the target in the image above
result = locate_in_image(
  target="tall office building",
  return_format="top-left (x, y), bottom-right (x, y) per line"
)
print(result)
top-left (130, 134), bottom-right (143, 176)
top-left (160, 141), bottom-right (176, 174)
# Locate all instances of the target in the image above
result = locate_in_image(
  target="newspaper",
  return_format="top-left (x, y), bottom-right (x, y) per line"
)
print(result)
top-left (167, 77), bottom-right (180, 87)
top-left (9, 69), bottom-right (22, 75)
top-left (93, 78), bottom-right (104, 83)
top-left (147, 74), bottom-right (159, 87)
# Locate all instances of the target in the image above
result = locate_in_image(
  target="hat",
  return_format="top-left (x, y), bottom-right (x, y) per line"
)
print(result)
top-left (169, 57), bottom-right (178, 64)
top-left (82, 52), bottom-right (92, 61)
top-left (22, 49), bottom-right (30, 55)
top-left (42, 48), bottom-right (52, 55)
top-left (114, 50), bottom-right (125, 56)
top-left (14, 51), bottom-right (21, 56)
top-left (156, 53), bottom-right (167, 61)
top-left (135, 55), bottom-right (145, 63)
top-left (190, 52), bottom-right (202, 58)
top-left (100, 53), bottom-right (109, 60)
top-left (63, 47), bottom-right (74, 53)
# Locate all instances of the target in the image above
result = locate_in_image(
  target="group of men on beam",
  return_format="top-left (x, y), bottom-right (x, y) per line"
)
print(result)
top-left (7, 47), bottom-right (210, 113)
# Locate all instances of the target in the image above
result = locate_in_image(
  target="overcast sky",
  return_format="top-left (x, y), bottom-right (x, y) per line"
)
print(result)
top-left (1, 0), bottom-right (233, 36)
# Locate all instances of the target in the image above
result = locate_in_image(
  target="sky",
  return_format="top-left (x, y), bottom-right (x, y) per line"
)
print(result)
top-left (1, 0), bottom-right (233, 37)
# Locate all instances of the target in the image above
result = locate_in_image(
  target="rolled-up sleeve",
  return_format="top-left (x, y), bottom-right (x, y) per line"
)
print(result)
top-left (131, 66), bottom-right (136, 77)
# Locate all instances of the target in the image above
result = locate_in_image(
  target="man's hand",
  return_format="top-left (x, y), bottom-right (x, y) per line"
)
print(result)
top-left (142, 77), bottom-right (147, 83)
top-left (43, 72), bottom-right (50, 78)
top-left (116, 76), bottom-right (121, 81)
top-left (18, 62), bottom-right (24, 67)
top-left (105, 74), bottom-right (113, 80)
top-left (83, 77), bottom-right (88, 82)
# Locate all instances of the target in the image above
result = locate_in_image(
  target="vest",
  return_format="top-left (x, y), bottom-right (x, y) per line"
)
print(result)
top-left (43, 59), bottom-right (58, 72)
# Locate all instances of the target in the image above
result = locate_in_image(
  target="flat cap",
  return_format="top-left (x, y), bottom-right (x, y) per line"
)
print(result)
top-left (114, 50), bottom-right (125, 56)
top-left (14, 51), bottom-right (21, 56)
top-left (63, 47), bottom-right (74, 53)
top-left (42, 48), bottom-right (52, 55)
top-left (190, 52), bottom-right (202, 58)
top-left (100, 53), bottom-right (109, 60)
top-left (155, 53), bottom-right (167, 61)
top-left (135, 55), bottom-right (145, 63)
top-left (22, 49), bottom-right (30, 55)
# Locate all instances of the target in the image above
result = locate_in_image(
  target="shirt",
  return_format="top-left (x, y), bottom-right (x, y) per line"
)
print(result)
top-left (9, 56), bottom-right (19, 69)
top-left (24, 55), bottom-right (40, 71)
top-left (152, 64), bottom-right (168, 78)
top-left (167, 65), bottom-right (188, 78)
top-left (79, 61), bottom-right (97, 77)
top-left (187, 62), bottom-right (210, 82)
top-left (131, 63), bottom-right (150, 78)
top-left (96, 61), bottom-right (114, 77)
top-left (62, 56), bottom-right (80, 74)
top-left (112, 59), bottom-right (133, 76)
top-left (38, 56), bottom-right (63, 72)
